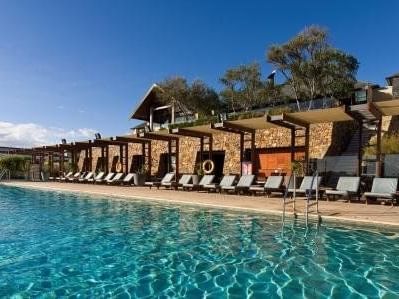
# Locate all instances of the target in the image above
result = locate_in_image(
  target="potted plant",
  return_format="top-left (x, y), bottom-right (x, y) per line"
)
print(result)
top-left (133, 164), bottom-right (147, 186)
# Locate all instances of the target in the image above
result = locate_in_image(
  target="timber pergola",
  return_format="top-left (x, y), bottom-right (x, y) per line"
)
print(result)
top-left (136, 130), bottom-right (180, 176)
top-left (114, 135), bottom-right (152, 175)
top-left (32, 145), bottom-right (62, 175)
top-left (268, 106), bottom-right (354, 175)
top-left (212, 117), bottom-right (279, 175)
top-left (169, 125), bottom-right (214, 168)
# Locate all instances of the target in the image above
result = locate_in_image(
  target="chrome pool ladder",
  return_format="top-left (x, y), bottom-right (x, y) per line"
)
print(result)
top-left (305, 171), bottom-right (321, 226)
top-left (282, 173), bottom-right (297, 223)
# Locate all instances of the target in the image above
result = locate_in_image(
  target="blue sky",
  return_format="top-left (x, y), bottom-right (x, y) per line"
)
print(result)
top-left (0, 0), bottom-right (398, 147)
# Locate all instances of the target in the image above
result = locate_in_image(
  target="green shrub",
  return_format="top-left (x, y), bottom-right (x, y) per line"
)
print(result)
top-left (0, 155), bottom-right (31, 178)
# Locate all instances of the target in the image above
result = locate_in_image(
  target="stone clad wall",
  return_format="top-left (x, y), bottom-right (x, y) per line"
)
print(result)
top-left (79, 121), bottom-right (357, 176)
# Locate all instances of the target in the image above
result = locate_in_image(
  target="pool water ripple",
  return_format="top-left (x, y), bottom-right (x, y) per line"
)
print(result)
top-left (0, 186), bottom-right (398, 298)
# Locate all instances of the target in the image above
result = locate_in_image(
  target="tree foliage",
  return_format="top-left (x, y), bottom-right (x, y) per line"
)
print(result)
top-left (267, 26), bottom-right (359, 110)
top-left (0, 155), bottom-right (31, 176)
top-left (156, 77), bottom-right (222, 118)
top-left (219, 63), bottom-right (280, 112)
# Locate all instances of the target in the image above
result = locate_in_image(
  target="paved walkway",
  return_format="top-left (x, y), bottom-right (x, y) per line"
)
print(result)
top-left (2, 181), bottom-right (399, 227)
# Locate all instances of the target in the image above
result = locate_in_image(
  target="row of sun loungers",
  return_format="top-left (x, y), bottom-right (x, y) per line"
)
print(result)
top-left (51, 171), bottom-right (135, 185)
top-left (50, 170), bottom-right (398, 205)
top-left (144, 172), bottom-right (398, 205)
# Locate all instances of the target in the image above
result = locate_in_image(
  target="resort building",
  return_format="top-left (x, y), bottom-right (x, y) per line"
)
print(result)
top-left (31, 72), bottom-right (399, 186)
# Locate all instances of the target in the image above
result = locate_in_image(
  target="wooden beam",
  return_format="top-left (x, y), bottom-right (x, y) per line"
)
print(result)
top-left (222, 121), bottom-right (255, 134)
top-left (139, 132), bottom-right (178, 142)
top-left (368, 102), bottom-right (383, 119)
top-left (115, 136), bottom-right (149, 144)
top-left (170, 128), bottom-right (212, 139)
top-left (240, 133), bottom-right (244, 175)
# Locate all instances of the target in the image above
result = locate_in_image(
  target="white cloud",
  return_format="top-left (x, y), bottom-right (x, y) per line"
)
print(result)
top-left (0, 121), bottom-right (97, 148)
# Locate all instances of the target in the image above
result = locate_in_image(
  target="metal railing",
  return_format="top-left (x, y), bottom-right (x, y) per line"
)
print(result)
top-left (305, 171), bottom-right (321, 226)
top-left (0, 168), bottom-right (11, 181)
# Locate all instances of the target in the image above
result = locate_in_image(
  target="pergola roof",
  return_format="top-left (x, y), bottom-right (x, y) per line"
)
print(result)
top-left (227, 116), bottom-right (278, 130)
top-left (373, 98), bottom-right (399, 116)
top-left (178, 124), bottom-right (222, 135)
top-left (284, 106), bottom-right (353, 125)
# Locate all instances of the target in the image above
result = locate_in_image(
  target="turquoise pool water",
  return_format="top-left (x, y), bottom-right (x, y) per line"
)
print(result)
top-left (0, 186), bottom-right (398, 298)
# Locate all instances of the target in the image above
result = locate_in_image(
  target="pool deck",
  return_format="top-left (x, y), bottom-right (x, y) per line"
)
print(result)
top-left (2, 180), bottom-right (399, 228)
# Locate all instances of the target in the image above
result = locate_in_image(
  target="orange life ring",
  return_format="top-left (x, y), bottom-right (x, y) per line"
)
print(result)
top-left (202, 160), bottom-right (215, 174)
top-left (116, 162), bottom-right (122, 173)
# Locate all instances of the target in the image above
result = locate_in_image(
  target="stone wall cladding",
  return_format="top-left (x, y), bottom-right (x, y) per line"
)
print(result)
top-left (79, 121), bottom-right (357, 175)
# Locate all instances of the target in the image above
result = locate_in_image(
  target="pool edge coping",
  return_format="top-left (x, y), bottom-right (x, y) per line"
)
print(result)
top-left (2, 181), bottom-right (399, 229)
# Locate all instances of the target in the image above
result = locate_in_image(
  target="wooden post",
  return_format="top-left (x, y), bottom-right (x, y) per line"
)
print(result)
top-left (357, 120), bottom-right (363, 176)
top-left (240, 133), bottom-right (244, 175)
top-left (148, 141), bottom-right (152, 177)
top-left (200, 137), bottom-right (204, 166)
top-left (209, 136), bottom-right (213, 160)
top-left (290, 128), bottom-right (296, 163)
top-left (125, 144), bottom-right (129, 174)
top-left (175, 139), bottom-right (179, 177)
top-left (105, 145), bottom-right (109, 173)
top-left (376, 118), bottom-right (382, 177)
top-left (119, 144), bottom-right (123, 172)
top-left (304, 126), bottom-right (310, 175)
top-left (251, 132), bottom-right (256, 174)
top-left (167, 140), bottom-right (171, 173)
top-left (88, 143), bottom-right (93, 172)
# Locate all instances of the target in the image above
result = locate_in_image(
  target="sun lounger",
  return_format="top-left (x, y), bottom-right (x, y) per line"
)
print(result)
top-left (363, 177), bottom-right (398, 205)
top-left (78, 172), bottom-right (94, 183)
top-left (325, 176), bottom-right (360, 201)
top-left (145, 172), bottom-right (175, 189)
top-left (249, 175), bottom-right (284, 196)
top-left (203, 175), bottom-right (236, 192)
top-left (288, 176), bottom-right (323, 198)
top-left (121, 173), bottom-right (135, 185)
top-left (106, 173), bottom-right (124, 185)
top-left (95, 172), bottom-right (115, 184)
top-left (61, 171), bottom-right (79, 182)
top-left (67, 172), bottom-right (83, 182)
top-left (182, 175), bottom-right (215, 191)
top-left (161, 174), bottom-right (192, 189)
top-left (53, 171), bottom-right (73, 181)
top-left (221, 175), bottom-right (255, 194)
top-left (87, 172), bottom-right (105, 183)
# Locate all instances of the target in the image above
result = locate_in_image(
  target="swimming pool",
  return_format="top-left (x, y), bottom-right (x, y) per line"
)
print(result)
top-left (0, 186), bottom-right (398, 298)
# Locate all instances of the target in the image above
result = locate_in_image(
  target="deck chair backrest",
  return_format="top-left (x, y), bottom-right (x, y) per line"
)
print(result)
top-left (94, 172), bottom-right (105, 180)
top-left (336, 177), bottom-right (360, 193)
top-left (112, 173), bottom-right (124, 181)
top-left (371, 178), bottom-right (398, 194)
top-left (264, 176), bottom-right (283, 189)
top-left (161, 173), bottom-right (175, 183)
top-left (220, 175), bottom-right (236, 187)
top-left (199, 175), bottom-right (215, 186)
top-left (237, 175), bottom-right (255, 187)
top-left (178, 174), bottom-right (192, 185)
top-left (85, 172), bottom-right (94, 179)
top-left (65, 171), bottom-right (73, 178)
top-left (73, 172), bottom-right (81, 178)
top-left (123, 173), bottom-right (134, 182)
top-left (299, 176), bottom-right (322, 190)
top-left (104, 173), bottom-right (114, 181)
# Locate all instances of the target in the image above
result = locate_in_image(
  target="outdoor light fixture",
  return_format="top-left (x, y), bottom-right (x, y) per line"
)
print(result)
top-left (61, 139), bottom-right (67, 144)
top-left (95, 133), bottom-right (102, 139)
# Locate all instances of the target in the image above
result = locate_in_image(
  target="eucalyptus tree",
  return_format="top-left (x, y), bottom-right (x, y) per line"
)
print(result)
top-left (267, 26), bottom-right (359, 111)
top-left (156, 77), bottom-right (221, 119)
top-left (220, 63), bottom-right (280, 113)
